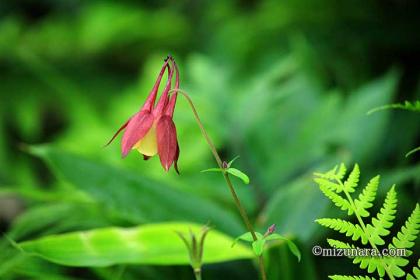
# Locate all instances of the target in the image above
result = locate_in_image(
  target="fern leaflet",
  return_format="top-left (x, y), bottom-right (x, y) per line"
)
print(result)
top-left (343, 164), bottom-right (360, 193)
top-left (319, 185), bottom-right (353, 215)
top-left (354, 176), bottom-right (380, 218)
top-left (406, 259), bottom-right (420, 280)
top-left (314, 164), bottom-right (419, 280)
top-left (329, 275), bottom-right (378, 280)
top-left (316, 218), bottom-right (368, 244)
top-left (365, 186), bottom-right (397, 246)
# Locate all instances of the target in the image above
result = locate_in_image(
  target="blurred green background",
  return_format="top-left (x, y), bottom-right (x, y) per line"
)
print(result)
top-left (0, 0), bottom-right (419, 279)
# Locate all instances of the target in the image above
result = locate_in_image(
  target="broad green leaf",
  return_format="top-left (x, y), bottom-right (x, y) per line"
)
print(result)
top-left (226, 168), bottom-right (250, 184)
top-left (29, 146), bottom-right (243, 235)
top-left (8, 203), bottom-right (111, 241)
top-left (19, 222), bottom-right (253, 267)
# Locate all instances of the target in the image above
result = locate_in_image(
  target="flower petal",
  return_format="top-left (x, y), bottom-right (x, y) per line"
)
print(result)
top-left (164, 60), bottom-right (180, 117)
top-left (104, 118), bottom-right (130, 147)
top-left (121, 111), bottom-right (155, 157)
top-left (156, 116), bottom-right (178, 171)
top-left (141, 60), bottom-right (170, 112)
top-left (154, 60), bottom-right (175, 116)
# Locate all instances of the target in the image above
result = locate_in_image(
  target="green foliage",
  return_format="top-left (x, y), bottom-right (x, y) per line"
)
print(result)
top-left (406, 259), bottom-right (420, 280)
top-left (226, 168), bottom-right (250, 185)
top-left (367, 100), bottom-right (420, 115)
top-left (314, 164), bottom-right (420, 279)
top-left (232, 231), bottom-right (301, 261)
top-left (354, 176), bottom-right (379, 217)
top-left (201, 156), bottom-right (250, 184)
top-left (329, 276), bottom-right (377, 280)
top-left (30, 146), bottom-right (243, 236)
top-left (18, 222), bottom-right (253, 267)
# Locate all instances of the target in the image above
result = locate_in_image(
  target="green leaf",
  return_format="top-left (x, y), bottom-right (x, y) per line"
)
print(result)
top-left (405, 146), bottom-right (420, 157)
top-left (226, 168), bottom-right (250, 184)
top-left (365, 186), bottom-right (397, 246)
top-left (19, 222), bottom-right (253, 267)
top-left (354, 175), bottom-right (380, 218)
top-left (326, 239), bottom-right (387, 277)
top-left (314, 165), bottom-right (338, 180)
top-left (329, 276), bottom-right (377, 280)
top-left (201, 168), bottom-right (223, 173)
top-left (319, 185), bottom-right (353, 215)
top-left (316, 218), bottom-right (368, 244)
top-left (252, 239), bottom-right (265, 256)
top-left (227, 156), bottom-right (240, 167)
top-left (336, 163), bottom-right (347, 181)
top-left (383, 204), bottom-right (420, 277)
top-left (406, 259), bottom-right (420, 280)
top-left (265, 234), bottom-right (301, 262)
top-left (29, 146), bottom-right (243, 235)
top-left (343, 164), bottom-right (360, 193)
top-left (313, 178), bottom-right (341, 192)
top-left (232, 232), bottom-right (263, 247)
top-left (367, 100), bottom-right (420, 115)
top-left (390, 204), bottom-right (420, 256)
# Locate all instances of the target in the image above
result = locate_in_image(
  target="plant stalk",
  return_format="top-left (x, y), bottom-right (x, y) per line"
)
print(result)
top-left (174, 89), bottom-right (267, 280)
top-left (194, 268), bottom-right (202, 280)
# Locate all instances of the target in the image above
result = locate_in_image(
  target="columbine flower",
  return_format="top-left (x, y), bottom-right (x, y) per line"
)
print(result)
top-left (106, 56), bottom-right (180, 173)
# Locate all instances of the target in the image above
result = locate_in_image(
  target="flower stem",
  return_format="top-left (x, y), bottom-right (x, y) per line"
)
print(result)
top-left (194, 268), bottom-right (202, 280)
top-left (172, 89), bottom-right (267, 280)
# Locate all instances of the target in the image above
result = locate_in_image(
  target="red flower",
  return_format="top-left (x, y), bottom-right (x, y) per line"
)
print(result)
top-left (106, 56), bottom-right (180, 173)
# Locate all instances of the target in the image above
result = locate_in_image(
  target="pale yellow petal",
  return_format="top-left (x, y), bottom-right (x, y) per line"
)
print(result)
top-left (133, 124), bottom-right (158, 156)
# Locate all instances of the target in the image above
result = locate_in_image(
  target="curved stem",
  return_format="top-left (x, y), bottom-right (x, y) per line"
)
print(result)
top-left (172, 89), bottom-right (267, 280)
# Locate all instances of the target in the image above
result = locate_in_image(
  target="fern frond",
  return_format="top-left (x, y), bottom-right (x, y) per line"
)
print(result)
top-left (314, 165), bottom-right (339, 180)
top-left (391, 204), bottom-right (420, 256)
top-left (336, 163), bottom-right (347, 181)
top-left (320, 185), bottom-right (353, 215)
top-left (367, 100), bottom-right (420, 114)
top-left (327, 238), bottom-right (353, 250)
top-left (329, 275), bottom-right (377, 280)
top-left (381, 204), bottom-right (420, 278)
top-left (354, 176), bottom-right (380, 218)
top-left (327, 239), bottom-right (386, 276)
top-left (317, 218), bottom-right (368, 244)
top-left (343, 164), bottom-right (360, 193)
top-left (406, 259), bottom-right (420, 280)
top-left (354, 256), bottom-right (386, 278)
top-left (314, 177), bottom-right (341, 192)
top-left (365, 186), bottom-right (397, 246)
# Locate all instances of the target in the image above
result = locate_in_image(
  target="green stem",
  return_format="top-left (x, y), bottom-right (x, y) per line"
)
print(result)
top-left (337, 180), bottom-right (395, 280)
top-left (194, 268), bottom-right (202, 280)
top-left (173, 89), bottom-right (267, 280)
